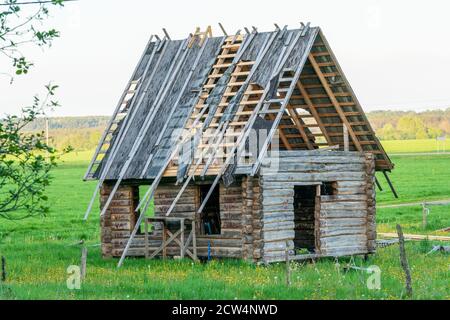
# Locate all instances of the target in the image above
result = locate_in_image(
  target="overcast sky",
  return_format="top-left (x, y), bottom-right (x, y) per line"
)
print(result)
top-left (1, 0), bottom-right (450, 117)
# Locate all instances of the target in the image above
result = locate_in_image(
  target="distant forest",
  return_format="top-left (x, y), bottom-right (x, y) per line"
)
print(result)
top-left (368, 108), bottom-right (450, 140)
top-left (25, 109), bottom-right (450, 151)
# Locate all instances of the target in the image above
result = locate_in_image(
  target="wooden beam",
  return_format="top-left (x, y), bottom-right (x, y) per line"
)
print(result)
top-left (343, 124), bottom-right (349, 151)
top-left (383, 170), bottom-right (399, 199)
top-left (285, 107), bottom-right (314, 150)
top-left (296, 81), bottom-right (333, 145)
top-left (379, 233), bottom-right (450, 241)
top-left (308, 53), bottom-right (363, 152)
top-left (316, 30), bottom-right (393, 170)
top-left (149, 228), bottom-right (183, 259)
top-left (267, 112), bottom-right (292, 150)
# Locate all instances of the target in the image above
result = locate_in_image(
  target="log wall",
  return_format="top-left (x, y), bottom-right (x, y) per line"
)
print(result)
top-left (149, 182), bottom-right (245, 258)
top-left (99, 150), bottom-right (376, 263)
top-left (259, 150), bottom-right (376, 263)
top-left (100, 183), bottom-right (139, 258)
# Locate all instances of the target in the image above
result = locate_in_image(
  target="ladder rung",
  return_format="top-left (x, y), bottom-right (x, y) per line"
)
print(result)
top-left (210, 121), bottom-right (246, 127)
top-left (265, 98), bottom-right (284, 104)
top-left (217, 53), bottom-right (236, 59)
top-left (221, 43), bottom-right (241, 49)
top-left (208, 71), bottom-right (250, 79)
top-left (279, 77), bottom-right (294, 82)
top-left (259, 109), bottom-right (281, 115)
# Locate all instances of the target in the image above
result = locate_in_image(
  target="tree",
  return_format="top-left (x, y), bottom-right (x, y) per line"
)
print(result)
top-left (0, 0), bottom-right (69, 220)
top-left (379, 123), bottom-right (397, 140)
top-left (397, 115), bottom-right (429, 140)
top-left (1, 0), bottom-right (65, 78)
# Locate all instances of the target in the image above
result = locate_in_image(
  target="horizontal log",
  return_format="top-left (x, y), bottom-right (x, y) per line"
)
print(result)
top-left (221, 202), bottom-right (243, 211)
top-left (261, 172), bottom-right (366, 183)
top-left (262, 212), bottom-right (294, 222)
top-left (263, 230), bottom-right (295, 242)
top-left (319, 218), bottom-right (367, 228)
top-left (105, 206), bottom-right (135, 214)
top-left (261, 163), bottom-right (366, 174)
top-left (336, 187), bottom-right (366, 195)
top-left (320, 194), bottom-right (367, 202)
top-left (320, 235), bottom-right (367, 247)
top-left (261, 203), bottom-right (293, 211)
top-left (335, 181), bottom-right (366, 188)
top-left (221, 220), bottom-right (242, 229)
top-left (112, 246), bottom-right (242, 258)
top-left (262, 197), bottom-right (293, 206)
top-left (319, 209), bottom-right (367, 219)
top-left (319, 226), bottom-right (367, 238)
top-left (264, 241), bottom-right (294, 252)
top-left (261, 182), bottom-right (322, 190)
top-left (154, 197), bottom-right (196, 206)
top-left (198, 229), bottom-right (242, 239)
top-left (320, 246), bottom-right (368, 256)
top-left (111, 221), bottom-right (132, 231)
top-left (110, 214), bottom-right (136, 222)
top-left (263, 221), bottom-right (295, 232)
top-left (320, 202), bottom-right (367, 211)
top-left (154, 204), bottom-right (196, 212)
top-left (111, 230), bottom-right (132, 238)
top-left (155, 189), bottom-right (196, 199)
top-left (262, 189), bottom-right (295, 198)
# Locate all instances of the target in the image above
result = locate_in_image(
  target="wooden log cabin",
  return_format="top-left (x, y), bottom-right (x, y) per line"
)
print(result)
top-left (84, 23), bottom-right (394, 265)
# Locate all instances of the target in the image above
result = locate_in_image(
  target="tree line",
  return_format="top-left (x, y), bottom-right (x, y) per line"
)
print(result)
top-left (24, 109), bottom-right (450, 152)
top-left (367, 108), bottom-right (450, 140)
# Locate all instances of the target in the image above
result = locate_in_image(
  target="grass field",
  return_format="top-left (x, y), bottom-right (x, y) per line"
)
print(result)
top-left (380, 139), bottom-right (450, 154)
top-left (0, 143), bottom-right (449, 300)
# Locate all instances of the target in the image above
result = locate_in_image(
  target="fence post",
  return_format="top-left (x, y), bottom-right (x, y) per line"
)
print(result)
top-left (422, 203), bottom-right (429, 229)
top-left (1, 256), bottom-right (5, 282)
top-left (80, 247), bottom-right (88, 280)
top-left (396, 224), bottom-right (413, 298)
top-left (285, 241), bottom-right (291, 286)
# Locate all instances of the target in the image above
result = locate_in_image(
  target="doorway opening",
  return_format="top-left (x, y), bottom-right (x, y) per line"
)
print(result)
top-left (198, 184), bottom-right (221, 235)
top-left (293, 185), bottom-right (317, 252)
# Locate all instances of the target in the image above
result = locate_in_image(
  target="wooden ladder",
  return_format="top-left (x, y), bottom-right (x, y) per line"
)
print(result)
top-left (84, 79), bottom-right (141, 181)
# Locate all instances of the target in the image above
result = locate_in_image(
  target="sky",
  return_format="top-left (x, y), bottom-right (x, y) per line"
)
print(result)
top-left (1, 0), bottom-right (450, 117)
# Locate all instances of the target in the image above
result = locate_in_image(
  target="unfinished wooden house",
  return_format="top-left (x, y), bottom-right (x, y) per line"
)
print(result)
top-left (84, 24), bottom-right (395, 265)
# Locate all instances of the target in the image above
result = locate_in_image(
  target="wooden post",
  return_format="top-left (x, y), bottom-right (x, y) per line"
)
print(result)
top-left (396, 224), bottom-right (413, 298)
top-left (162, 222), bottom-right (167, 259)
top-left (383, 170), bottom-right (399, 199)
top-left (180, 219), bottom-right (185, 259)
top-left (375, 177), bottom-right (383, 191)
top-left (343, 124), bottom-right (349, 152)
top-left (144, 218), bottom-right (149, 259)
top-left (80, 247), bottom-right (88, 280)
top-left (285, 241), bottom-right (291, 286)
top-left (192, 220), bottom-right (197, 260)
top-left (1, 256), bottom-right (6, 282)
top-left (422, 203), bottom-right (428, 229)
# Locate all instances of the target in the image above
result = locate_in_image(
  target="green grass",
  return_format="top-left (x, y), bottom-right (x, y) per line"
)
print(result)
top-left (376, 154), bottom-right (450, 204)
top-left (0, 145), bottom-right (449, 300)
top-left (380, 139), bottom-right (450, 154)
